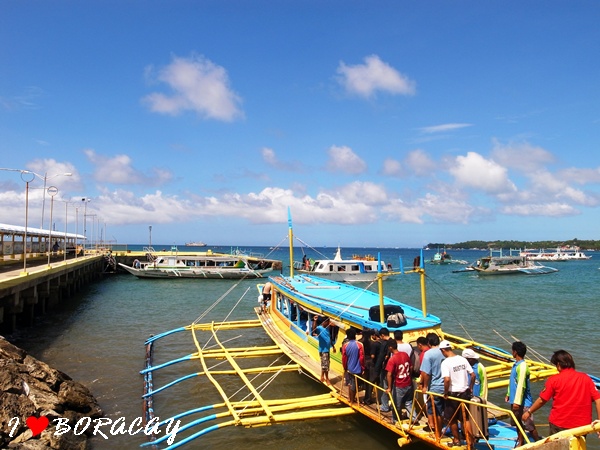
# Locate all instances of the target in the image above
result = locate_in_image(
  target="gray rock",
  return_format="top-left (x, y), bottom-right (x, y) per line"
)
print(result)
top-left (0, 337), bottom-right (103, 449)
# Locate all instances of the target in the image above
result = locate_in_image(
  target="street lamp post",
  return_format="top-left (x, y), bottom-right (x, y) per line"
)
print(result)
top-left (46, 186), bottom-right (58, 268)
top-left (64, 201), bottom-right (68, 263)
top-left (20, 171), bottom-right (35, 276)
top-left (82, 198), bottom-right (91, 251)
top-left (40, 171), bottom-right (72, 229)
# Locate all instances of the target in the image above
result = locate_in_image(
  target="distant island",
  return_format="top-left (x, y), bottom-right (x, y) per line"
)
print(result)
top-left (426, 238), bottom-right (600, 251)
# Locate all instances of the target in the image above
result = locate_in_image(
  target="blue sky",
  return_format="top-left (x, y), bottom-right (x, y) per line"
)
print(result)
top-left (1, 1), bottom-right (599, 247)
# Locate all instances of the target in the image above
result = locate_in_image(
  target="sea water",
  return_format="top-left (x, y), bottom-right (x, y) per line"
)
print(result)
top-left (8, 247), bottom-right (600, 450)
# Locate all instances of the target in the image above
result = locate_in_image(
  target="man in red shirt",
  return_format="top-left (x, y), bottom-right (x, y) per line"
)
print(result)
top-left (523, 350), bottom-right (600, 435)
top-left (386, 339), bottom-right (417, 424)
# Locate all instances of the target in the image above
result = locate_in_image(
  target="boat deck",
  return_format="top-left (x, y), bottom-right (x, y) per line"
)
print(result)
top-left (271, 274), bottom-right (441, 332)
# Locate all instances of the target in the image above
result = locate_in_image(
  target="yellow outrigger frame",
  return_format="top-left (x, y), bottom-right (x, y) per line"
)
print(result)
top-left (142, 318), bottom-right (355, 450)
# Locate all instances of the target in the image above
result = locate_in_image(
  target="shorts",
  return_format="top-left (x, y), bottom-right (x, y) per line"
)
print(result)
top-left (319, 352), bottom-right (330, 371)
top-left (523, 406), bottom-right (536, 432)
top-left (426, 391), bottom-right (445, 417)
top-left (345, 372), bottom-right (360, 391)
top-left (443, 391), bottom-right (471, 422)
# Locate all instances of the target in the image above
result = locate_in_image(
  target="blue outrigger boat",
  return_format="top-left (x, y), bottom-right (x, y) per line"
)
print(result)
top-left (141, 211), bottom-right (600, 450)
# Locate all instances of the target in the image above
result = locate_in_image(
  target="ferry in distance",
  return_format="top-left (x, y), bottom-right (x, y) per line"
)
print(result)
top-left (184, 241), bottom-right (207, 247)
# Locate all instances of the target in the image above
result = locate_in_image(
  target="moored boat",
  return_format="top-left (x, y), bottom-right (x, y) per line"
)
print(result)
top-left (520, 246), bottom-right (591, 261)
top-left (119, 250), bottom-right (276, 279)
top-left (471, 250), bottom-right (558, 275)
top-left (294, 246), bottom-right (394, 283)
top-left (429, 249), bottom-right (469, 265)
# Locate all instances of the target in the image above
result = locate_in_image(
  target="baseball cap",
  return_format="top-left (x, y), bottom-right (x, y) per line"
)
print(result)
top-left (439, 340), bottom-right (452, 349)
top-left (462, 348), bottom-right (480, 359)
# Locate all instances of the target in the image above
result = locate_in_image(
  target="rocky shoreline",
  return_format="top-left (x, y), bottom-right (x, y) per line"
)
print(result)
top-left (0, 336), bottom-right (102, 449)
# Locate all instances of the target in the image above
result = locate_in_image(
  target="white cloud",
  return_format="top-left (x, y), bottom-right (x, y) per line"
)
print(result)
top-left (501, 203), bottom-right (579, 217)
top-left (26, 158), bottom-right (81, 191)
top-left (84, 149), bottom-right (173, 186)
top-left (382, 158), bottom-right (403, 177)
top-left (336, 55), bottom-right (416, 98)
top-left (326, 145), bottom-right (367, 174)
top-left (559, 167), bottom-right (600, 184)
top-left (405, 149), bottom-right (437, 176)
top-left (419, 123), bottom-right (473, 134)
top-left (261, 147), bottom-right (301, 171)
top-left (143, 54), bottom-right (243, 121)
top-left (490, 139), bottom-right (555, 172)
top-left (449, 152), bottom-right (517, 194)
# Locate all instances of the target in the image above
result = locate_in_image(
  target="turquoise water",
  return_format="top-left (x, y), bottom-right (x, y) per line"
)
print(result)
top-left (9, 247), bottom-right (600, 450)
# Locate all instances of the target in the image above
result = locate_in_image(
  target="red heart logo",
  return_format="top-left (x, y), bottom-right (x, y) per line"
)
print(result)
top-left (26, 416), bottom-right (49, 436)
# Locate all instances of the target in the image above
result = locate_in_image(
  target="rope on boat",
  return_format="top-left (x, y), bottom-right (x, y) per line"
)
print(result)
top-left (424, 273), bottom-right (553, 365)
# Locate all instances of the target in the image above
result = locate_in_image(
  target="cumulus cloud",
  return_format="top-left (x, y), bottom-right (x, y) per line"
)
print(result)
top-left (84, 149), bottom-right (173, 186)
top-left (501, 203), bottom-right (579, 217)
top-left (490, 139), bottom-right (555, 172)
top-left (261, 147), bottom-right (301, 171)
top-left (142, 54), bottom-right (243, 121)
top-left (405, 149), bottom-right (437, 176)
top-left (336, 55), bottom-right (416, 98)
top-left (449, 152), bottom-right (517, 194)
top-left (25, 158), bottom-right (81, 191)
top-left (382, 158), bottom-right (403, 177)
top-left (419, 123), bottom-right (473, 134)
top-left (326, 145), bottom-right (367, 174)
top-left (558, 167), bottom-right (600, 185)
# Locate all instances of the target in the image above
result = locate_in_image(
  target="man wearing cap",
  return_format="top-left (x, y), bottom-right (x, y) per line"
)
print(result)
top-left (440, 340), bottom-right (475, 446)
top-left (463, 348), bottom-right (488, 401)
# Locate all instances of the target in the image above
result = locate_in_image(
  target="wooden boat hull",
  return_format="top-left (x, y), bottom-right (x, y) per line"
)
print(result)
top-left (118, 262), bottom-right (273, 279)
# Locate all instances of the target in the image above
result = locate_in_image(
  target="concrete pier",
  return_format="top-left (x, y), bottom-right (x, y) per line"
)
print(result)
top-left (0, 255), bottom-right (106, 334)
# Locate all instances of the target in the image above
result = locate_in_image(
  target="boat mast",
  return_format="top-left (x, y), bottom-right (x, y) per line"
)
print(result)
top-left (377, 251), bottom-right (385, 322)
top-left (418, 249), bottom-right (427, 317)
top-left (288, 208), bottom-right (294, 277)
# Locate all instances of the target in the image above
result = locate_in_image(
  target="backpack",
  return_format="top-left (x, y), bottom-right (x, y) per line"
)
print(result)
top-left (410, 346), bottom-right (421, 378)
top-left (386, 312), bottom-right (407, 328)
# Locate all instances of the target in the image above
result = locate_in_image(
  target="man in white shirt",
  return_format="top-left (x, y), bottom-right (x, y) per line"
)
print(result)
top-left (440, 340), bottom-right (475, 446)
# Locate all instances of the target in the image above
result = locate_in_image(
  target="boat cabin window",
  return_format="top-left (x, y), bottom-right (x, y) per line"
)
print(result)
top-left (337, 265), bottom-right (346, 271)
top-left (351, 264), bottom-right (360, 271)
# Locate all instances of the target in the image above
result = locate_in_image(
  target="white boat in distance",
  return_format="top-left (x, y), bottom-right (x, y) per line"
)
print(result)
top-left (184, 241), bottom-right (207, 247)
top-left (471, 249), bottom-right (558, 275)
top-left (295, 247), bottom-right (393, 282)
top-left (119, 251), bottom-right (275, 279)
top-left (520, 246), bottom-right (591, 261)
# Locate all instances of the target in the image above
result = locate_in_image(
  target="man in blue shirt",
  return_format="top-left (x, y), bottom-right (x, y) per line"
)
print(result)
top-left (312, 316), bottom-right (336, 385)
top-left (420, 333), bottom-right (446, 439)
top-left (342, 328), bottom-right (364, 405)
